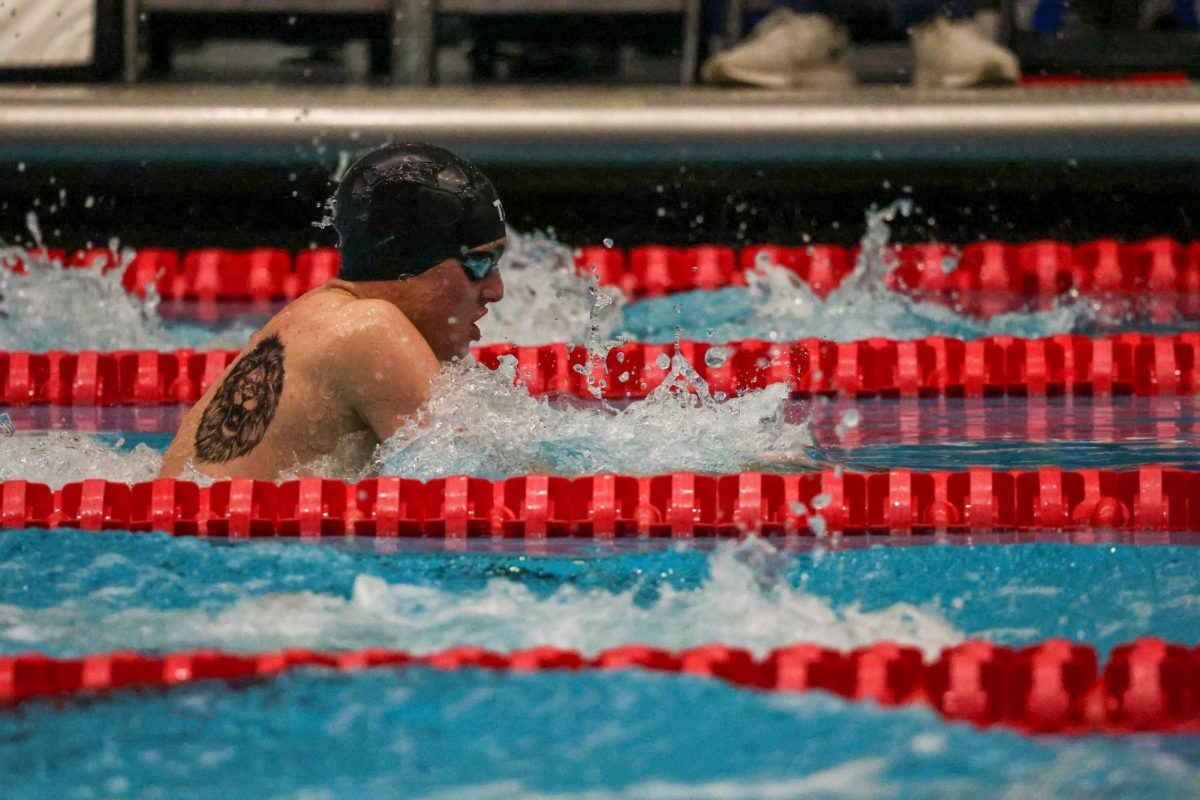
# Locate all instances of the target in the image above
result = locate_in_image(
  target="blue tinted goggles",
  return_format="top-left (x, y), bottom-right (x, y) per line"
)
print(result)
top-left (459, 251), bottom-right (501, 282)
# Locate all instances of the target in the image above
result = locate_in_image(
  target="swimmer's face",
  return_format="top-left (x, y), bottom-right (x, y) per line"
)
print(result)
top-left (400, 237), bottom-right (506, 361)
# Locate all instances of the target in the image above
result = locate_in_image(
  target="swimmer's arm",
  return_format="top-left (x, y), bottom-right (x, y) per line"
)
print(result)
top-left (331, 304), bottom-right (441, 442)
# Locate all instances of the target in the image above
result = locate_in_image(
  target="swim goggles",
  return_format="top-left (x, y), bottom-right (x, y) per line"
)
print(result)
top-left (458, 251), bottom-right (501, 282)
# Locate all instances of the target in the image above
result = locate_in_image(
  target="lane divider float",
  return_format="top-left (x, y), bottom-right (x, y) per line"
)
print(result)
top-left (1, 467), bottom-right (1196, 537)
top-left (2, 332), bottom-right (1197, 405)
top-left (2, 639), bottom-right (1198, 735)
top-left (4, 238), bottom-right (1199, 301)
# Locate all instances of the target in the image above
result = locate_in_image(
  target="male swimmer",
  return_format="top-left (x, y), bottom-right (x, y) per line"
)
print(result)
top-left (159, 143), bottom-right (506, 480)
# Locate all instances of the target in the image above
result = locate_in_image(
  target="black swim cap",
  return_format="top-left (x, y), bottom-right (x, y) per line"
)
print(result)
top-left (333, 143), bottom-right (506, 282)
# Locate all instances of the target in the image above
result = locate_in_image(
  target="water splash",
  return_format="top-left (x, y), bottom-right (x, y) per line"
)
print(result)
top-left (373, 357), bottom-right (821, 481)
top-left (623, 201), bottom-right (1091, 343)
top-left (1, 209), bottom-right (1109, 353)
top-left (0, 221), bottom-right (251, 352)
top-left (0, 216), bottom-right (181, 351)
top-left (477, 229), bottom-right (625, 346)
top-left (0, 433), bottom-right (162, 488)
top-left (0, 537), bottom-right (964, 657)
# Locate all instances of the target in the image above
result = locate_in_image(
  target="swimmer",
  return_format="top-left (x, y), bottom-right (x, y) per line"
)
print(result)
top-left (159, 143), bottom-right (506, 480)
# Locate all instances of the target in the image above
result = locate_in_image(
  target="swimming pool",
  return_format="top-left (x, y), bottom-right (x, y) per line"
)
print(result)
top-left (2, 534), bottom-right (1199, 797)
top-left (2, 209), bottom-right (1199, 798)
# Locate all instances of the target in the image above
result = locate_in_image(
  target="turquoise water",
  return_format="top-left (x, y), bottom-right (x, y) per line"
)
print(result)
top-left (4, 230), bottom-right (1198, 796)
top-left (2, 531), bottom-right (1197, 659)
top-left (2, 531), bottom-right (1199, 798)
top-left (4, 668), bottom-right (1200, 800)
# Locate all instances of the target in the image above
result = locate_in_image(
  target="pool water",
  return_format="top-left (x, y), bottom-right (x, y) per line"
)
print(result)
top-left (3, 532), bottom-right (1198, 658)
top-left (5, 218), bottom-right (1200, 354)
top-left (2, 533), bottom-right (1199, 799)
top-left (5, 667), bottom-right (1200, 800)
top-left (2, 395), bottom-right (1197, 487)
top-left (3, 213), bottom-right (1198, 798)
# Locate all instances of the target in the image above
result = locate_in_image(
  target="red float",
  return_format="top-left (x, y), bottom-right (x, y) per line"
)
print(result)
top-left (4, 333), bottom-right (1198, 406)
top-left (1, 467), bottom-right (1196, 537)
top-left (2, 639), bottom-right (1197, 735)
top-left (5, 240), bottom-right (1198, 301)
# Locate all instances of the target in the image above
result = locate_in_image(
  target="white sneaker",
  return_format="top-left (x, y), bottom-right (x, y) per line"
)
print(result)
top-left (701, 10), bottom-right (853, 89)
top-left (909, 15), bottom-right (1021, 89)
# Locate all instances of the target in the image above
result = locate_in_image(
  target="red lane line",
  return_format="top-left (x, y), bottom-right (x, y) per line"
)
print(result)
top-left (3, 638), bottom-right (1197, 735)
top-left (2, 332), bottom-right (1198, 405)
top-left (2, 467), bottom-right (1197, 537)
top-left (6, 239), bottom-right (1199, 300)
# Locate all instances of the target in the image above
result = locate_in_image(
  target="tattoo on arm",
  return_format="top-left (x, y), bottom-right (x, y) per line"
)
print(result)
top-left (194, 335), bottom-right (286, 463)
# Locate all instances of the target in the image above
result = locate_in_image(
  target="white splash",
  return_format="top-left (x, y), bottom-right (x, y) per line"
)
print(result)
top-left (0, 233), bottom-right (179, 352)
top-left (0, 433), bottom-right (162, 488)
top-left (0, 225), bottom-right (252, 352)
top-left (373, 356), bottom-right (821, 481)
top-left (0, 538), bottom-right (965, 658)
top-left (732, 200), bottom-right (1087, 342)
top-left (477, 230), bottom-right (625, 346)
top-left (473, 209), bottom-right (1099, 347)
top-left (414, 760), bottom-right (893, 800)
top-left (621, 201), bottom-right (1092, 344)
top-left (1, 209), bottom-right (1102, 353)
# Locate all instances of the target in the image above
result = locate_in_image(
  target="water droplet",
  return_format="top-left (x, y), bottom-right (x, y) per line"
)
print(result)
top-left (811, 493), bottom-right (832, 510)
top-left (602, 238), bottom-right (614, 248)
top-left (840, 409), bottom-right (861, 429)
top-left (654, 353), bottom-right (671, 370)
top-left (810, 514), bottom-right (827, 536)
top-left (704, 347), bottom-right (729, 368)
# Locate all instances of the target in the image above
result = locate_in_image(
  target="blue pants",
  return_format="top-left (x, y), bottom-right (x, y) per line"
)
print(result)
top-left (775, 0), bottom-right (966, 29)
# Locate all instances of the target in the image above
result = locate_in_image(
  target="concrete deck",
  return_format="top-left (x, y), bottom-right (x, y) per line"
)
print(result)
top-left (2, 83), bottom-right (1199, 165)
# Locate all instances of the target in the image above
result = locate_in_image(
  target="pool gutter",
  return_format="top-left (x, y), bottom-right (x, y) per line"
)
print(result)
top-left (2, 84), bottom-right (1200, 166)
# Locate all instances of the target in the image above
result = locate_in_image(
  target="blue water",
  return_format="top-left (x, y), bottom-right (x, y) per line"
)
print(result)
top-left (3, 667), bottom-right (1199, 800)
top-left (2, 531), bottom-right (1197, 658)
top-left (620, 287), bottom-right (1200, 344)
top-left (6, 254), bottom-right (1199, 796)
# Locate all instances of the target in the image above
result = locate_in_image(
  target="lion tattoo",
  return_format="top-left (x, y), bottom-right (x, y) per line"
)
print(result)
top-left (194, 335), bottom-right (285, 463)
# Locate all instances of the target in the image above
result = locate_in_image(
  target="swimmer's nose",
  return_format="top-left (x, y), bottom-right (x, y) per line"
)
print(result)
top-left (481, 268), bottom-right (504, 304)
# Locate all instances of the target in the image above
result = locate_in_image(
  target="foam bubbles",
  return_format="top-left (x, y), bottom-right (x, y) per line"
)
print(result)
top-left (373, 357), bottom-right (823, 481)
top-left (0, 241), bottom-right (252, 352)
top-left (0, 538), bottom-right (965, 658)
top-left (623, 201), bottom-right (1092, 344)
top-left (0, 433), bottom-right (162, 488)
top-left (477, 230), bottom-right (625, 346)
top-left (0, 244), bottom-right (181, 352)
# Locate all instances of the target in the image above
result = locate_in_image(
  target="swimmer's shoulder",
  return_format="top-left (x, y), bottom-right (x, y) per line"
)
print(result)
top-left (307, 296), bottom-right (437, 371)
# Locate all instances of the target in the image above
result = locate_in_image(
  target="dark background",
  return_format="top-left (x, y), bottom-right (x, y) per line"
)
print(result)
top-left (4, 158), bottom-right (1199, 253)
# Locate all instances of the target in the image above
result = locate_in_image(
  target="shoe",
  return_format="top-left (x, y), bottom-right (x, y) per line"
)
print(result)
top-left (909, 15), bottom-right (1021, 89)
top-left (701, 10), bottom-right (853, 89)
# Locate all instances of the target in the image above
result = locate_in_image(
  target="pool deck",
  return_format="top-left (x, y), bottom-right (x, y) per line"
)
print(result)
top-left (2, 83), bottom-right (1200, 166)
